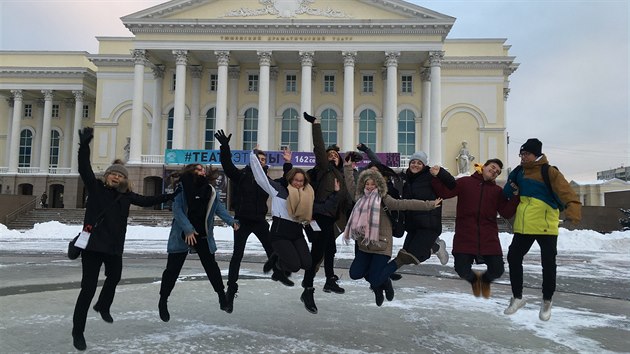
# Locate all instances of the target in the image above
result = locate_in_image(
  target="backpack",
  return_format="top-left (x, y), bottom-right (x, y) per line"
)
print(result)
top-left (382, 186), bottom-right (406, 238)
top-left (511, 163), bottom-right (564, 211)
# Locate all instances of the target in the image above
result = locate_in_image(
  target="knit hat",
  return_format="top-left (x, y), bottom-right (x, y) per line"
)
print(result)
top-left (409, 151), bottom-right (428, 165)
top-left (326, 144), bottom-right (340, 153)
top-left (105, 163), bottom-right (129, 178)
top-left (520, 138), bottom-right (543, 157)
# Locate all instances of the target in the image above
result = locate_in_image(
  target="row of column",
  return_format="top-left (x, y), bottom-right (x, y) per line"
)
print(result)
top-left (128, 49), bottom-right (445, 165)
top-left (6, 89), bottom-right (84, 174)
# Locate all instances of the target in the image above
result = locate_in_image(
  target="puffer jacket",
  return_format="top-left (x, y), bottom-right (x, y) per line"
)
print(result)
top-left (503, 155), bottom-right (581, 235)
top-left (79, 143), bottom-right (171, 256)
top-left (345, 167), bottom-right (436, 257)
top-left (432, 170), bottom-right (519, 255)
top-left (167, 183), bottom-right (236, 254)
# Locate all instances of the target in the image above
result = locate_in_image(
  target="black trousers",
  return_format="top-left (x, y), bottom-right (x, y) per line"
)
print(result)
top-left (72, 250), bottom-right (122, 335)
top-left (403, 228), bottom-right (440, 263)
top-left (269, 217), bottom-right (312, 272)
top-left (227, 218), bottom-right (274, 289)
top-left (302, 215), bottom-right (337, 288)
top-left (453, 253), bottom-right (505, 283)
top-left (507, 233), bottom-right (558, 300)
top-left (160, 237), bottom-right (225, 299)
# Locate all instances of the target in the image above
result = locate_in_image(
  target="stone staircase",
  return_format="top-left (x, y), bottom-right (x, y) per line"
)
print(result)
top-left (6, 208), bottom-right (174, 230)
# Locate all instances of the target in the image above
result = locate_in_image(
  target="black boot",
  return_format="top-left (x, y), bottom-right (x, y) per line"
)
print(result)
top-left (263, 253), bottom-right (278, 274)
top-left (300, 287), bottom-right (318, 314)
top-left (390, 272), bottom-right (403, 281)
top-left (158, 297), bottom-right (170, 322)
top-left (93, 303), bottom-right (113, 323)
top-left (323, 276), bottom-right (345, 294)
top-left (272, 269), bottom-right (295, 287)
top-left (226, 286), bottom-right (237, 314)
top-left (371, 286), bottom-right (385, 307)
top-left (218, 291), bottom-right (230, 313)
top-left (383, 279), bottom-right (395, 301)
top-left (72, 332), bottom-right (87, 351)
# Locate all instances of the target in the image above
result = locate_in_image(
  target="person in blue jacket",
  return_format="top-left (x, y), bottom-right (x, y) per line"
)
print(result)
top-left (158, 163), bottom-right (239, 322)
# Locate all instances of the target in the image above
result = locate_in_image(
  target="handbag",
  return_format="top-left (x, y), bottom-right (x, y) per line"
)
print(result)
top-left (67, 195), bottom-right (122, 260)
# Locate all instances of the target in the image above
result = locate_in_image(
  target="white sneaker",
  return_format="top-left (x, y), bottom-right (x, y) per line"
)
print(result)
top-left (539, 300), bottom-right (552, 321)
top-left (504, 297), bottom-right (527, 315)
top-left (435, 238), bottom-right (449, 265)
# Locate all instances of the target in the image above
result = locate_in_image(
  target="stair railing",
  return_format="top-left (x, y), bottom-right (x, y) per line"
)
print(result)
top-left (5, 198), bottom-right (37, 226)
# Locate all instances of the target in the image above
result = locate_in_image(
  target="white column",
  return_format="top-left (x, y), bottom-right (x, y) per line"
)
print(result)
top-left (8, 90), bottom-right (23, 173)
top-left (299, 51), bottom-right (314, 151)
top-left (189, 65), bottom-right (202, 148)
top-left (214, 50), bottom-right (230, 148)
top-left (384, 51), bottom-right (400, 153)
top-left (228, 66), bottom-right (240, 138)
top-left (63, 99), bottom-right (73, 168)
top-left (342, 51), bottom-right (356, 151)
top-left (5, 97), bottom-right (14, 167)
top-left (33, 100), bottom-right (44, 167)
top-left (172, 50), bottom-right (188, 149)
top-left (39, 90), bottom-right (54, 173)
top-left (269, 66), bottom-right (279, 149)
top-left (429, 51), bottom-right (444, 165)
top-left (420, 67), bottom-right (431, 154)
top-left (503, 87), bottom-right (511, 167)
top-left (70, 91), bottom-right (84, 174)
top-left (257, 51), bottom-right (272, 150)
top-left (150, 65), bottom-right (164, 155)
top-left (129, 49), bottom-right (146, 164)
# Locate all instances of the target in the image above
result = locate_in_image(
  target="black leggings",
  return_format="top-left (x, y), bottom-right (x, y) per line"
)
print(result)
top-left (160, 237), bottom-right (225, 299)
top-left (269, 217), bottom-right (312, 273)
top-left (227, 219), bottom-right (274, 289)
top-left (403, 228), bottom-right (440, 263)
top-left (302, 215), bottom-right (337, 287)
top-left (453, 253), bottom-right (504, 283)
top-left (72, 250), bottom-right (122, 335)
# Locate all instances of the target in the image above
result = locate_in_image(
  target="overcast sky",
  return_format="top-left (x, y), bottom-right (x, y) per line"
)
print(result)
top-left (1, 0), bottom-right (628, 181)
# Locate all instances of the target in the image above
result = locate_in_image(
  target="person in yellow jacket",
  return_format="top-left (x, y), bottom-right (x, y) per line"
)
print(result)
top-left (502, 138), bottom-right (581, 321)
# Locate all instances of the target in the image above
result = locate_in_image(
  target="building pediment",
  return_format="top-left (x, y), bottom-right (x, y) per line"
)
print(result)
top-left (122, 0), bottom-right (454, 37)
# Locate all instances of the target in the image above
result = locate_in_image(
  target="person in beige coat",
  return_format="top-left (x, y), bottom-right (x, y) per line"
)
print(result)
top-left (343, 163), bottom-right (442, 306)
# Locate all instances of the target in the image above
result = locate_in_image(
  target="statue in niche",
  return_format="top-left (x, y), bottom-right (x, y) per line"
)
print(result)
top-left (456, 141), bottom-right (475, 175)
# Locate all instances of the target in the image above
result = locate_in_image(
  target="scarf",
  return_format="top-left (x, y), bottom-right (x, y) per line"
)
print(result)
top-left (287, 184), bottom-right (315, 222)
top-left (343, 188), bottom-right (381, 246)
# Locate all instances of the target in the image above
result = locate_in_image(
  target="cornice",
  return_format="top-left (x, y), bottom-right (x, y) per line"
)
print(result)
top-left (442, 56), bottom-right (518, 71)
top-left (87, 55), bottom-right (134, 67)
top-left (0, 67), bottom-right (96, 81)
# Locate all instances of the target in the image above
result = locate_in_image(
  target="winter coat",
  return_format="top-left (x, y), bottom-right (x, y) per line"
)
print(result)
top-left (167, 183), bottom-right (235, 254)
top-left (78, 143), bottom-right (170, 256)
top-left (503, 155), bottom-right (581, 235)
top-left (312, 123), bottom-right (350, 230)
top-left (401, 165), bottom-right (455, 234)
top-left (432, 170), bottom-right (519, 256)
top-left (345, 166), bottom-right (436, 257)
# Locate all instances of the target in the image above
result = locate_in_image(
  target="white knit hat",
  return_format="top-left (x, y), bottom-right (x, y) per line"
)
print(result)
top-left (409, 151), bottom-right (428, 165)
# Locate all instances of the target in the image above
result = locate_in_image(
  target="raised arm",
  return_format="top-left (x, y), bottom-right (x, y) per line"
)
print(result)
top-left (215, 130), bottom-right (240, 180)
top-left (249, 150), bottom-right (279, 197)
top-left (304, 112), bottom-right (329, 170)
top-left (77, 127), bottom-right (98, 191)
top-left (357, 143), bottom-right (381, 165)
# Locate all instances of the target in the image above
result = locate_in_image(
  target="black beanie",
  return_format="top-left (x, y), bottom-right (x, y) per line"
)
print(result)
top-left (520, 138), bottom-right (543, 157)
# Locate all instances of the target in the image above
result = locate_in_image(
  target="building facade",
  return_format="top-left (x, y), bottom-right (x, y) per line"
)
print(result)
top-left (0, 0), bottom-right (518, 208)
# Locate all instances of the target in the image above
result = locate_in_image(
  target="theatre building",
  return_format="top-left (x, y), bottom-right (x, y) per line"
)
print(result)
top-left (0, 0), bottom-right (518, 209)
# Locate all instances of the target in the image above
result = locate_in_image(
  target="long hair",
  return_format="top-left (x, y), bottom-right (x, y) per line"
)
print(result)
top-left (286, 168), bottom-right (310, 187)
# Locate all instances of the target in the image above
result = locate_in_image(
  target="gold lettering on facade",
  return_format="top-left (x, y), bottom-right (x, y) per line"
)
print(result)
top-left (219, 36), bottom-right (338, 42)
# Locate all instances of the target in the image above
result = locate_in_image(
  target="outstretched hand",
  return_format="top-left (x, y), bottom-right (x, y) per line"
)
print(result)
top-left (78, 127), bottom-right (94, 145)
top-left (356, 143), bottom-right (368, 152)
top-left (214, 129), bottom-right (232, 146)
top-left (303, 112), bottom-right (316, 124)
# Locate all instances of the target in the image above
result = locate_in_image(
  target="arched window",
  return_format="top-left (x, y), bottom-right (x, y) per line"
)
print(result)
top-left (359, 109), bottom-right (377, 150)
top-left (243, 107), bottom-right (258, 150)
top-left (166, 108), bottom-right (174, 150)
top-left (49, 130), bottom-right (61, 167)
top-left (398, 109), bottom-right (416, 156)
top-left (19, 129), bottom-right (33, 167)
top-left (320, 108), bottom-right (338, 147)
top-left (205, 107), bottom-right (216, 149)
top-left (281, 108), bottom-right (298, 151)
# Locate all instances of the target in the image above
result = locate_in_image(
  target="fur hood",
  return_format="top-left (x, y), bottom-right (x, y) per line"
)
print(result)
top-left (355, 169), bottom-right (388, 200)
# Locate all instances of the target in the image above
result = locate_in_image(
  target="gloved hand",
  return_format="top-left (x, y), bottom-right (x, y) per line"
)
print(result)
top-left (78, 127), bottom-right (94, 145)
top-left (565, 201), bottom-right (582, 225)
top-left (356, 143), bottom-right (368, 152)
top-left (214, 129), bottom-right (232, 146)
top-left (303, 112), bottom-right (316, 123)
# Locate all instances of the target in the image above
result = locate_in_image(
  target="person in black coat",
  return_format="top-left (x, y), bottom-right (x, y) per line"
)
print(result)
top-left (72, 127), bottom-right (176, 351)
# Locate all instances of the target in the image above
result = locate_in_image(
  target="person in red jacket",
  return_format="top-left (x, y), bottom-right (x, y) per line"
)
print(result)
top-left (431, 159), bottom-right (519, 298)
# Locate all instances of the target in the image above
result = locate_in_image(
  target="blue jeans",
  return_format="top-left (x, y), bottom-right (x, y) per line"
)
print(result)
top-left (349, 247), bottom-right (397, 289)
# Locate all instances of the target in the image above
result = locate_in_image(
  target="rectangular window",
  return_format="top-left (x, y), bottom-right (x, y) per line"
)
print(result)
top-left (24, 104), bottom-right (32, 118)
top-left (324, 75), bottom-right (335, 93)
top-left (51, 104), bottom-right (59, 118)
top-left (82, 105), bottom-right (89, 118)
top-left (285, 74), bottom-right (297, 92)
top-left (401, 75), bottom-right (413, 93)
top-left (172, 73), bottom-right (177, 91)
top-left (248, 74), bottom-right (259, 92)
top-left (209, 74), bottom-right (218, 91)
top-left (362, 75), bottom-right (374, 93)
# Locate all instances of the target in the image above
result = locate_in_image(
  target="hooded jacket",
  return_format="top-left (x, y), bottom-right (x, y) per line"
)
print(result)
top-left (345, 167), bottom-right (436, 257)
top-left (432, 169), bottom-right (519, 255)
top-left (503, 155), bottom-right (581, 235)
